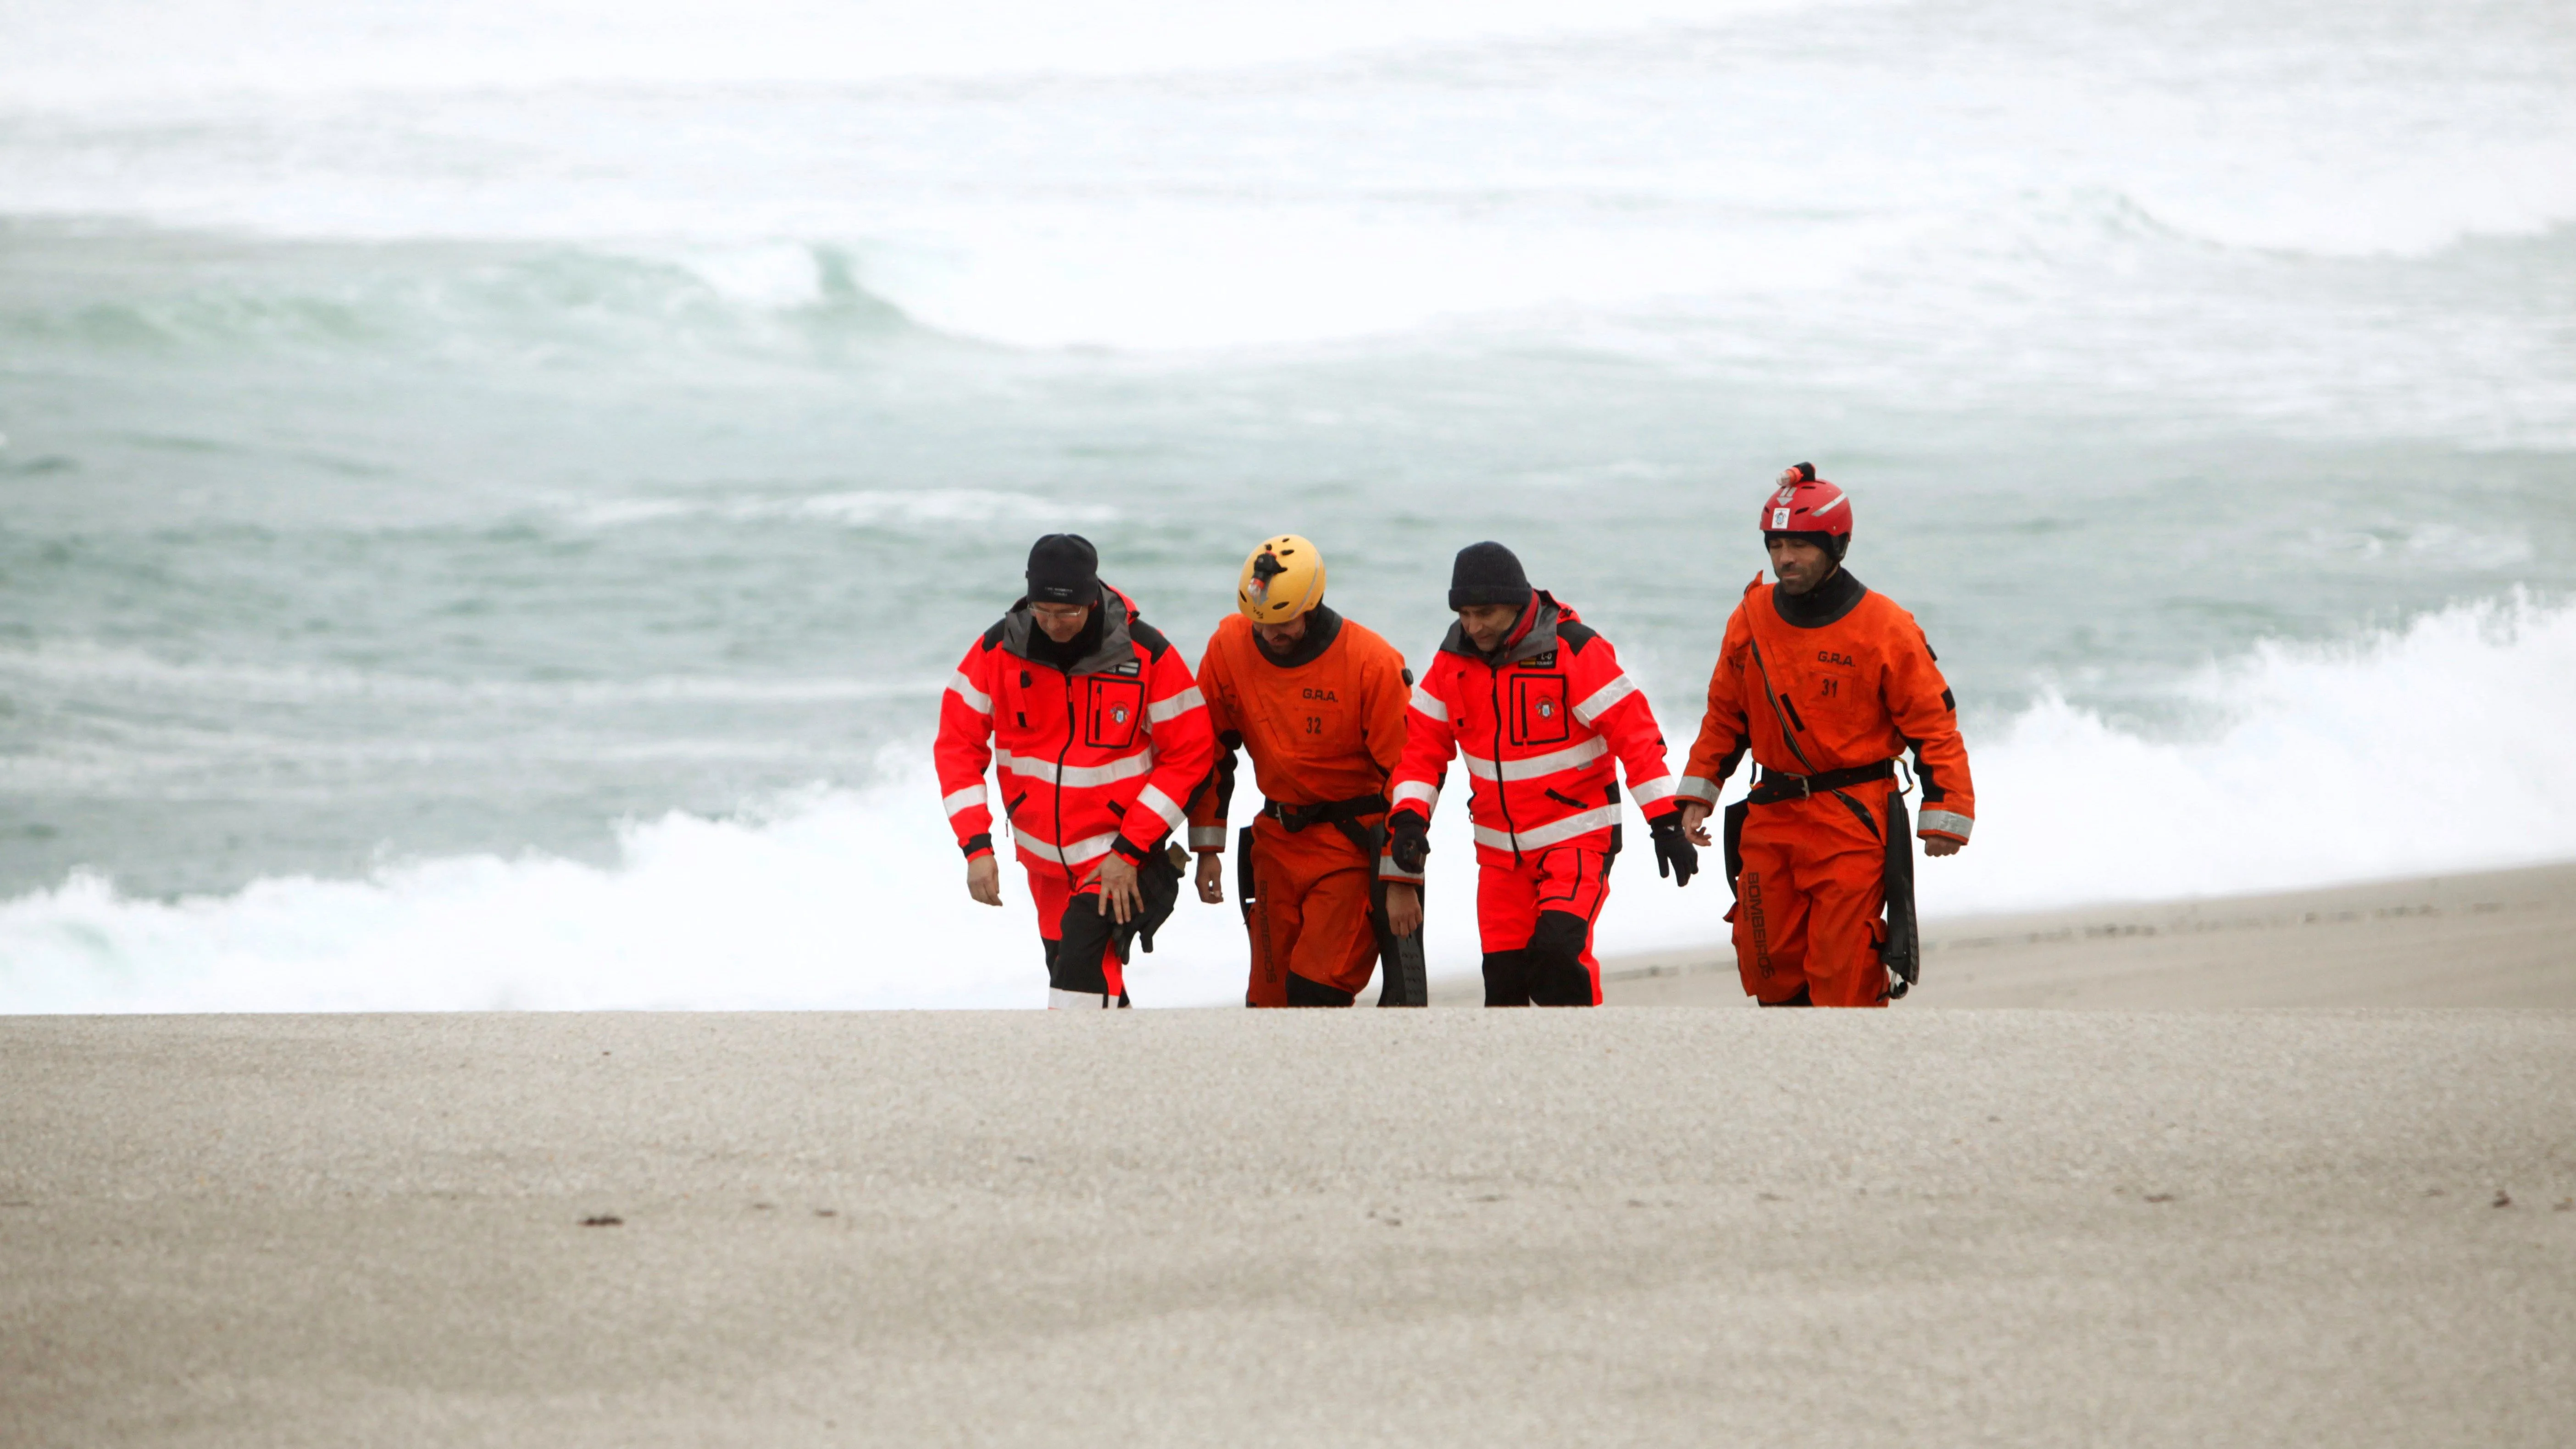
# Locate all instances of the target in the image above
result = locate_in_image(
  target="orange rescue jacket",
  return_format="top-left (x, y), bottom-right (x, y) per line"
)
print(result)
top-left (1680, 574), bottom-right (1975, 842)
top-left (935, 586), bottom-right (1216, 875)
top-left (1186, 609), bottom-right (1412, 874)
top-left (1390, 592), bottom-right (1682, 869)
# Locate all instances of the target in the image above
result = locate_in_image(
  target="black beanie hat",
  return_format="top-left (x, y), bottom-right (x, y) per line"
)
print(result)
top-left (1025, 533), bottom-right (1101, 606)
top-left (1449, 541), bottom-right (1531, 610)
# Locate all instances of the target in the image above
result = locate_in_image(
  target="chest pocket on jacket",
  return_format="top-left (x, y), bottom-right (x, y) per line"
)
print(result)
top-left (1509, 674), bottom-right (1570, 747)
top-left (1085, 676), bottom-right (1146, 749)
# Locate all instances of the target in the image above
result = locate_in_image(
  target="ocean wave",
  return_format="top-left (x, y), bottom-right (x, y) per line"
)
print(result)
top-left (7, 0), bottom-right (2570, 364)
top-left (6, 595), bottom-right (2571, 1011)
top-left (1937, 590), bottom-right (2576, 909)
top-left (1608, 590), bottom-right (2576, 948)
top-left (0, 235), bottom-right (920, 358)
top-left (19, 213), bottom-right (2565, 457)
top-left (0, 643), bottom-right (940, 706)
top-left (7, 194), bottom-right (2571, 458)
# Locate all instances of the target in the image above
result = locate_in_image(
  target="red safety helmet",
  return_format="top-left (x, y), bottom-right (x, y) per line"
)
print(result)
top-left (1758, 462), bottom-right (1851, 559)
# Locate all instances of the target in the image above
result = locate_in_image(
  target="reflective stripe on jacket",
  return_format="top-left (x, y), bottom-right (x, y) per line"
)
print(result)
top-left (935, 586), bottom-right (1216, 876)
top-left (1388, 591), bottom-right (1681, 867)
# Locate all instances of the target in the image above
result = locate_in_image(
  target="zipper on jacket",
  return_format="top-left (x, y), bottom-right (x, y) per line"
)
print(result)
top-left (1056, 668), bottom-right (1076, 875)
top-left (1487, 662), bottom-right (1519, 864)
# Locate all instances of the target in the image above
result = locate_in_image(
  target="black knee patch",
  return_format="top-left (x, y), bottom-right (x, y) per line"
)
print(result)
top-left (1758, 984), bottom-right (1814, 1008)
top-left (1482, 950), bottom-right (1531, 1007)
top-left (1284, 972), bottom-right (1357, 1008)
top-left (1048, 849), bottom-right (1186, 995)
top-left (1050, 901), bottom-right (1118, 995)
top-left (1525, 910), bottom-right (1594, 1006)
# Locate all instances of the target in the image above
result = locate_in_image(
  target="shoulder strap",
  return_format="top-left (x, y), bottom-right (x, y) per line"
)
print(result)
top-left (1742, 627), bottom-right (1819, 776)
top-left (1744, 627), bottom-right (1878, 838)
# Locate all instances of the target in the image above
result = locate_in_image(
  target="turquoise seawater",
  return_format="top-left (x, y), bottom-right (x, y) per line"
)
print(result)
top-left (3, 0), bottom-right (2572, 1006)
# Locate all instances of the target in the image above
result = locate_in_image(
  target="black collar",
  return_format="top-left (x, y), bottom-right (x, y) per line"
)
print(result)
top-left (1772, 568), bottom-right (1867, 629)
top-left (1254, 605), bottom-right (1343, 668)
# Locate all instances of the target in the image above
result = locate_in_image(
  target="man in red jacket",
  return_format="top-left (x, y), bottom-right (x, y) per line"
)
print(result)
top-left (1383, 542), bottom-right (1699, 1006)
top-left (1674, 465), bottom-right (1976, 1008)
top-left (934, 534), bottom-right (1216, 1008)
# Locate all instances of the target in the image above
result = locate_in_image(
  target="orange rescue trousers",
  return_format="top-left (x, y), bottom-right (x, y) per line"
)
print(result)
top-left (1729, 778), bottom-right (1896, 1008)
top-left (1479, 845), bottom-right (1612, 1007)
top-left (1239, 815), bottom-right (1385, 1007)
top-left (1027, 857), bottom-right (1181, 1008)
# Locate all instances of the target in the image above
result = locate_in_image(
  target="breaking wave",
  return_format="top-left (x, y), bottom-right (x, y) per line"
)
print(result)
top-left (6, 594), bottom-right (2571, 1011)
top-left (0, 238), bottom-right (921, 361)
top-left (1605, 590), bottom-right (2576, 947)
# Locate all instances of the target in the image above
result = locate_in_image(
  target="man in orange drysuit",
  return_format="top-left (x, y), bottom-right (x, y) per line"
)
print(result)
top-left (1382, 542), bottom-right (1699, 1007)
top-left (935, 533), bottom-right (1216, 1008)
top-left (1674, 465), bottom-right (1976, 1008)
top-left (1188, 534), bottom-right (1424, 1007)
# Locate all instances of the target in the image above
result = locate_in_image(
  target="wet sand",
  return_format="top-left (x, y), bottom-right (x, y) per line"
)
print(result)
top-left (4, 865), bottom-right (2572, 1447)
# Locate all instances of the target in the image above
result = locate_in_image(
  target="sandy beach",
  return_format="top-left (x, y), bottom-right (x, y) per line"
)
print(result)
top-left (1579, 860), bottom-right (2576, 1009)
top-left (5, 864), bottom-right (2572, 1447)
top-left (13, 0), bottom-right (2576, 1439)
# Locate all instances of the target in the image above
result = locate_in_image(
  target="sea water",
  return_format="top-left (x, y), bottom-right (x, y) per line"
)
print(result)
top-left (4, 0), bottom-right (2572, 1009)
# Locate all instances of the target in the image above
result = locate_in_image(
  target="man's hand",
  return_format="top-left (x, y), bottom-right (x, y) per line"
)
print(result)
top-left (1650, 814), bottom-right (1698, 887)
top-left (1387, 812), bottom-right (1430, 874)
top-left (1383, 883), bottom-right (1422, 939)
top-left (1194, 852), bottom-right (1224, 905)
top-left (966, 854), bottom-right (1003, 907)
top-left (1921, 834), bottom-right (1964, 858)
top-left (1677, 799), bottom-right (1714, 848)
top-left (1092, 853), bottom-right (1144, 923)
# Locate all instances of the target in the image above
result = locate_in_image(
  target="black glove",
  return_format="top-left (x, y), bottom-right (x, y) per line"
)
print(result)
top-left (1650, 814), bottom-right (1698, 887)
top-left (1387, 812), bottom-right (1431, 874)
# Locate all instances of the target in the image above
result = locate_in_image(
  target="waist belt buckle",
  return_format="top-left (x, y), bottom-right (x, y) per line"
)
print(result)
top-left (1793, 773), bottom-right (1813, 799)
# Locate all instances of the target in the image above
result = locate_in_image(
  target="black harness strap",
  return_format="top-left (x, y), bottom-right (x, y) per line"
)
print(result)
top-left (1743, 634), bottom-right (1879, 838)
top-left (1260, 793), bottom-right (1391, 851)
top-left (1255, 790), bottom-right (1428, 1007)
top-left (1745, 758), bottom-right (1897, 805)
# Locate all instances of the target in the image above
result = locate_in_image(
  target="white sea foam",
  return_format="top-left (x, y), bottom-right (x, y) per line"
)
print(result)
top-left (0, 0), bottom-right (1823, 104)
top-left (1932, 592), bottom-right (2576, 909)
top-left (1600, 591), bottom-right (2576, 952)
top-left (5, 0), bottom-right (2569, 357)
top-left (6, 596), bottom-right (2570, 1012)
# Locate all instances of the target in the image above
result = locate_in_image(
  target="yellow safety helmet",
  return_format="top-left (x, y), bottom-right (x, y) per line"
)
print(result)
top-left (1237, 534), bottom-right (1327, 624)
